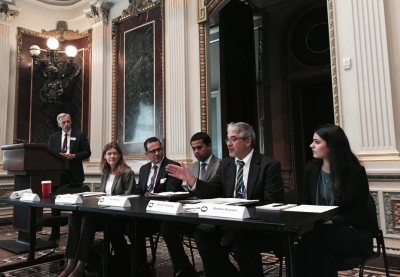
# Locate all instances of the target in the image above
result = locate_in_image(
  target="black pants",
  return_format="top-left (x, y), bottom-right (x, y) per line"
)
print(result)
top-left (161, 221), bottom-right (198, 272)
top-left (64, 211), bottom-right (104, 262)
top-left (295, 223), bottom-right (365, 277)
top-left (193, 224), bottom-right (279, 277)
top-left (110, 216), bottom-right (162, 269)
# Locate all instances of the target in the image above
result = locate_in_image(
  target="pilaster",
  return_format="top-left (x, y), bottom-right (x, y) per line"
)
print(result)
top-left (165, 0), bottom-right (192, 163)
top-left (86, 6), bottom-right (108, 169)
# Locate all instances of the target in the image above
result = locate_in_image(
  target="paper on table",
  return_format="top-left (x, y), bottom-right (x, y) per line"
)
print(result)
top-left (74, 192), bottom-right (106, 197)
top-left (257, 203), bottom-right (297, 210)
top-left (284, 205), bottom-right (338, 213)
top-left (200, 198), bottom-right (259, 205)
top-left (151, 192), bottom-right (189, 196)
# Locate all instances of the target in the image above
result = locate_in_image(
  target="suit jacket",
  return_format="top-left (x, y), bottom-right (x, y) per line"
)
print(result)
top-left (187, 155), bottom-right (221, 182)
top-left (303, 159), bottom-right (373, 255)
top-left (135, 157), bottom-right (183, 195)
top-left (194, 152), bottom-right (284, 204)
top-left (48, 129), bottom-right (91, 184)
top-left (100, 168), bottom-right (136, 195)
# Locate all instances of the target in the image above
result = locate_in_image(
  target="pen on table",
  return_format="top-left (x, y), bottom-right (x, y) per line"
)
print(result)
top-left (272, 204), bottom-right (285, 207)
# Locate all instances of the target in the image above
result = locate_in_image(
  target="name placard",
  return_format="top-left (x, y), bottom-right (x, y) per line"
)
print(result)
top-left (198, 203), bottom-right (250, 219)
top-left (20, 193), bottom-right (40, 202)
top-left (98, 196), bottom-right (131, 207)
top-left (10, 189), bottom-right (32, 199)
top-left (55, 194), bottom-right (83, 204)
top-left (146, 200), bottom-right (184, 214)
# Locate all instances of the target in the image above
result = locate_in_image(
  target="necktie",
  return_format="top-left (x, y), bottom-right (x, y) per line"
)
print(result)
top-left (236, 160), bottom-right (245, 198)
top-left (62, 133), bottom-right (68, 153)
top-left (145, 165), bottom-right (158, 196)
top-left (199, 162), bottom-right (207, 181)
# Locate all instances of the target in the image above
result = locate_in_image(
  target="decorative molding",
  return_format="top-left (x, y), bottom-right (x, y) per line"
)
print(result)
top-left (111, 0), bottom-right (160, 39)
top-left (367, 174), bottom-right (400, 180)
top-left (327, 0), bottom-right (340, 126)
top-left (383, 192), bottom-right (400, 235)
top-left (198, 23), bottom-right (207, 133)
top-left (197, 0), bottom-right (207, 23)
top-left (85, 3), bottom-right (109, 24)
top-left (30, 21), bottom-right (90, 41)
top-left (391, 198), bottom-right (400, 230)
top-left (197, 0), bottom-right (224, 133)
top-left (0, 2), bottom-right (19, 22)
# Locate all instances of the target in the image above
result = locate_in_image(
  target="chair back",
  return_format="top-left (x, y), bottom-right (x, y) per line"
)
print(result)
top-left (55, 183), bottom-right (90, 195)
top-left (366, 194), bottom-right (379, 238)
top-left (284, 189), bottom-right (300, 205)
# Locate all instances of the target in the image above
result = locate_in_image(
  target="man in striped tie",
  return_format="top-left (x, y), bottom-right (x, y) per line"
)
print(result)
top-left (166, 122), bottom-right (284, 277)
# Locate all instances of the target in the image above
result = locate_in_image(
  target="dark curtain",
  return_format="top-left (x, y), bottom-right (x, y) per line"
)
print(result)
top-left (219, 0), bottom-right (258, 156)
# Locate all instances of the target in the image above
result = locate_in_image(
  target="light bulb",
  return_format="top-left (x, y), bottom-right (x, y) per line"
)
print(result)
top-left (47, 38), bottom-right (59, 50)
top-left (65, 46), bottom-right (77, 57)
top-left (29, 45), bottom-right (41, 56)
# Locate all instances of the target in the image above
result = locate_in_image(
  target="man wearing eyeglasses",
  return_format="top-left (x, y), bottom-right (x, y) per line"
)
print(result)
top-left (166, 122), bottom-right (284, 277)
top-left (114, 137), bottom-right (182, 275)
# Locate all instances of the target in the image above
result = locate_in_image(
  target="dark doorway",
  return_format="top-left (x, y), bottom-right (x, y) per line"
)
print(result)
top-left (291, 79), bottom-right (334, 192)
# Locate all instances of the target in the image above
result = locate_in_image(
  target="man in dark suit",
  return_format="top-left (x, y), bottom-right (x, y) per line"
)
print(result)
top-left (48, 113), bottom-right (91, 185)
top-left (114, 137), bottom-right (182, 275)
top-left (166, 122), bottom-right (284, 277)
top-left (162, 132), bottom-right (221, 277)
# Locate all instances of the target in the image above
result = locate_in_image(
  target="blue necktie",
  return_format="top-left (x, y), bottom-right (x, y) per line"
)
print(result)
top-left (236, 160), bottom-right (245, 198)
top-left (145, 165), bottom-right (158, 196)
top-left (200, 162), bottom-right (207, 181)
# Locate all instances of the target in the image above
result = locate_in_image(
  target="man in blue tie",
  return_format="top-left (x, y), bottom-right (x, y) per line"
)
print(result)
top-left (162, 132), bottom-right (221, 277)
top-left (166, 122), bottom-right (284, 277)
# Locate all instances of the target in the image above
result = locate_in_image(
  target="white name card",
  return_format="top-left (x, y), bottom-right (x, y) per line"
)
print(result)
top-left (98, 196), bottom-right (131, 207)
top-left (55, 194), bottom-right (83, 204)
top-left (10, 189), bottom-right (32, 199)
top-left (20, 193), bottom-right (40, 202)
top-left (198, 203), bottom-right (250, 219)
top-left (146, 200), bottom-right (184, 214)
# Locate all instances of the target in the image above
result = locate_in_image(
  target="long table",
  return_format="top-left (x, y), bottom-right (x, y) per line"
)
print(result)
top-left (78, 196), bottom-right (338, 277)
top-left (0, 197), bottom-right (80, 273)
top-left (0, 196), bottom-right (338, 277)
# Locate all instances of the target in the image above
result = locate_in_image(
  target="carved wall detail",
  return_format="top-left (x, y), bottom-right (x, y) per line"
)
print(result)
top-left (383, 192), bottom-right (400, 234)
top-left (0, 2), bottom-right (19, 22)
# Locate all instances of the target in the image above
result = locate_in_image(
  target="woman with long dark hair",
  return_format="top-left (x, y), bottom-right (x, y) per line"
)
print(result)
top-left (296, 124), bottom-right (373, 276)
top-left (58, 142), bottom-right (135, 277)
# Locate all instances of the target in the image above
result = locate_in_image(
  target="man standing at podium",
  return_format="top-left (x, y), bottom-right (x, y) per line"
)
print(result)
top-left (48, 113), bottom-right (91, 186)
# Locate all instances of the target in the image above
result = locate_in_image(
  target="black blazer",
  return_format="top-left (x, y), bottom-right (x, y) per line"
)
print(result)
top-left (194, 152), bottom-right (284, 204)
top-left (303, 159), bottom-right (373, 255)
top-left (135, 157), bottom-right (183, 195)
top-left (48, 129), bottom-right (91, 184)
top-left (100, 168), bottom-right (136, 195)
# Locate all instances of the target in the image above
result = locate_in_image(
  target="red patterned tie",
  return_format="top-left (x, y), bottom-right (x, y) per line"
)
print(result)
top-left (62, 133), bottom-right (68, 153)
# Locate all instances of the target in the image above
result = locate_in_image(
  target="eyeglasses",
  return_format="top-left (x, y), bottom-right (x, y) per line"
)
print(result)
top-left (225, 137), bottom-right (245, 144)
top-left (147, 147), bottom-right (163, 155)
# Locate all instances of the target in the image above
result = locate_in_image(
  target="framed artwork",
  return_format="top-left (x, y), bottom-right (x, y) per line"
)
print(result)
top-left (112, 1), bottom-right (164, 159)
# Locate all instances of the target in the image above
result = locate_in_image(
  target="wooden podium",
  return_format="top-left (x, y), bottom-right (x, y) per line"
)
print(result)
top-left (0, 143), bottom-right (69, 254)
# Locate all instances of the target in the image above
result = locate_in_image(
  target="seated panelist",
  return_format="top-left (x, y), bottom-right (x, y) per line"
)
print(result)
top-left (166, 122), bottom-right (284, 277)
top-left (110, 137), bottom-right (183, 275)
top-left (58, 142), bottom-right (135, 277)
top-left (161, 132), bottom-right (221, 276)
top-left (295, 124), bottom-right (374, 277)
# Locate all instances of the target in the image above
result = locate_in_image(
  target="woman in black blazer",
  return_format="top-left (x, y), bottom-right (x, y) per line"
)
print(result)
top-left (58, 142), bottom-right (136, 277)
top-left (296, 124), bottom-right (373, 277)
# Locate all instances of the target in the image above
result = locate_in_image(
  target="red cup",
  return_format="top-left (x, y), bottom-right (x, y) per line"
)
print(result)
top-left (41, 180), bottom-right (52, 198)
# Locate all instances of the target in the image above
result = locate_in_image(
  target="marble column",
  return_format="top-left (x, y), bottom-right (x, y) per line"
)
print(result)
top-left (165, 0), bottom-right (192, 163)
top-left (335, 0), bottom-right (399, 163)
top-left (0, 22), bottom-right (10, 168)
top-left (85, 5), bottom-right (109, 169)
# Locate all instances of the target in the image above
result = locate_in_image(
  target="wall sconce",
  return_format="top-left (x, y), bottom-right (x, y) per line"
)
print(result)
top-left (29, 37), bottom-right (77, 65)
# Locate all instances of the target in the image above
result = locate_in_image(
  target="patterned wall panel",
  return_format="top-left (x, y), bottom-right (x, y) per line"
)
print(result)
top-left (370, 191), bottom-right (380, 228)
top-left (383, 192), bottom-right (400, 235)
